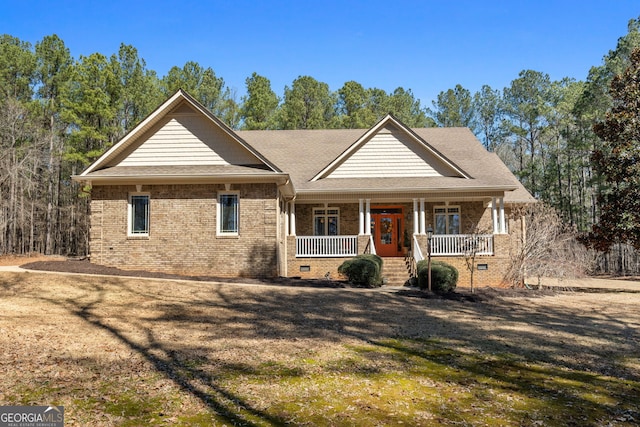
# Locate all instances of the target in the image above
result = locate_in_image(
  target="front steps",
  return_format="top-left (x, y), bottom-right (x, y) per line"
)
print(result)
top-left (381, 256), bottom-right (412, 286)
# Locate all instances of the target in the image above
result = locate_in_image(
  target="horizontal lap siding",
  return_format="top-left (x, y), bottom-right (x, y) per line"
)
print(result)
top-left (328, 127), bottom-right (451, 178)
top-left (119, 114), bottom-right (259, 167)
top-left (90, 183), bottom-right (279, 277)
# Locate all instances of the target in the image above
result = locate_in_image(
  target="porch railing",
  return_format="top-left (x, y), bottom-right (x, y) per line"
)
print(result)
top-left (296, 235), bottom-right (358, 258)
top-left (410, 235), bottom-right (424, 278)
top-left (430, 234), bottom-right (494, 256)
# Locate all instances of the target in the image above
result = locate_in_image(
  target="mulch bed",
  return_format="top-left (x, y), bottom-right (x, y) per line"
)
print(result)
top-left (20, 259), bottom-right (348, 288)
top-left (18, 259), bottom-right (569, 300)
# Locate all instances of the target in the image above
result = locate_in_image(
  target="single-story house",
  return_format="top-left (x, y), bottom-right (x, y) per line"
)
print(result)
top-left (73, 89), bottom-right (535, 286)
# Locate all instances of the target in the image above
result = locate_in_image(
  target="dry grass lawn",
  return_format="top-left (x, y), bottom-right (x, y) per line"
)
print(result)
top-left (0, 271), bottom-right (638, 426)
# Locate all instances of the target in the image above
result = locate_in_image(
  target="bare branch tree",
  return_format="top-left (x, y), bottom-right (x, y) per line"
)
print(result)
top-left (506, 203), bottom-right (595, 288)
top-left (461, 221), bottom-right (493, 293)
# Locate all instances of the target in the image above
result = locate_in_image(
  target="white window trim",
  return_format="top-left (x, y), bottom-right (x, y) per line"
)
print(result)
top-left (434, 205), bottom-right (461, 235)
top-left (313, 207), bottom-right (340, 236)
top-left (128, 192), bottom-right (150, 237)
top-left (217, 191), bottom-right (240, 236)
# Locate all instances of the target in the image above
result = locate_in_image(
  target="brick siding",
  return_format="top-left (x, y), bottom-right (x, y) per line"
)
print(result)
top-left (90, 183), bottom-right (279, 277)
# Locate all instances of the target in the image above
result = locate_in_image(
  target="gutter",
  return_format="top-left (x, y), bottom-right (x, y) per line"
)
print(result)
top-left (71, 172), bottom-right (296, 198)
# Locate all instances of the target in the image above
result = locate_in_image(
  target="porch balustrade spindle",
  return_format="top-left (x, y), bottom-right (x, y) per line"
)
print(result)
top-left (296, 236), bottom-right (358, 257)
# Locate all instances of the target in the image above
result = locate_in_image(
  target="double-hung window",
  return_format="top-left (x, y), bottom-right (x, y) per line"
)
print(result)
top-left (313, 208), bottom-right (339, 236)
top-left (128, 193), bottom-right (150, 236)
top-left (218, 192), bottom-right (239, 235)
top-left (434, 206), bottom-right (460, 235)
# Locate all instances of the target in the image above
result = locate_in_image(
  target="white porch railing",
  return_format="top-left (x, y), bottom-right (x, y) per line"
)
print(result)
top-left (413, 235), bottom-right (424, 262)
top-left (367, 235), bottom-right (376, 255)
top-left (430, 234), bottom-right (494, 256)
top-left (296, 235), bottom-right (358, 257)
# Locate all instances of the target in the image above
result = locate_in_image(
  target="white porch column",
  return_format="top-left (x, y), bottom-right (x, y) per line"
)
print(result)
top-left (419, 198), bottom-right (426, 235)
top-left (499, 197), bottom-right (506, 234)
top-left (413, 199), bottom-right (419, 235)
top-left (492, 197), bottom-right (499, 234)
top-left (289, 200), bottom-right (296, 236)
top-left (359, 199), bottom-right (364, 235)
top-left (365, 199), bottom-right (371, 235)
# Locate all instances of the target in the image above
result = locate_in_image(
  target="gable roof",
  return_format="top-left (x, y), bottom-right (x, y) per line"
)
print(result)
top-left (74, 89), bottom-right (294, 196)
top-left (311, 114), bottom-right (470, 181)
top-left (78, 89), bottom-right (283, 176)
top-left (238, 126), bottom-right (532, 201)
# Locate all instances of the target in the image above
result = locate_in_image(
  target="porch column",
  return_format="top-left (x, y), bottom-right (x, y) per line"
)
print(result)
top-left (492, 197), bottom-right (499, 234)
top-left (284, 201), bottom-right (289, 236)
top-left (289, 200), bottom-right (296, 236)
top-left (413, 199), bottom-right (419, 235)
top-left (419, 198), bottom-right (426, 235)
top-left (359, 199), bottom-right (365, 235)
top-left (499, 197), bottom-right (506, 234)
top-left (365, 199), bottom-right (371, 235)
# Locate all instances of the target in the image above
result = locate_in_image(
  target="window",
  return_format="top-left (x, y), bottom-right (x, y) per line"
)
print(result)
top-left (218, 192), bottom-right (239, 235)
top-left (434, 206), bottom-right (460, 235)
top-left (128, 194), bottom-right (150, 236)
top-left (313, 208), bottom-right (339, 236)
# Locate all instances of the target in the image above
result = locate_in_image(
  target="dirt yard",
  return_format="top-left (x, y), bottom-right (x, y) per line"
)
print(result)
top-left (0, 267), bottom-right (638, 425)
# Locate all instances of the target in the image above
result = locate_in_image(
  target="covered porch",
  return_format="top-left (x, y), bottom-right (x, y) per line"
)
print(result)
top-left (283, 195), bottom-right (509, 263)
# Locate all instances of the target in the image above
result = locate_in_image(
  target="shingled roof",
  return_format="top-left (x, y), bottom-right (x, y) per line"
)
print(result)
top-left (74, 90), bottom-right (534, 204)
top-left (237, 125), bottom-right (534, 204)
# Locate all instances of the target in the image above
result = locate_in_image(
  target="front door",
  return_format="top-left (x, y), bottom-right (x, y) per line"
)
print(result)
top-left (371, 208), bottom-right (405, 257)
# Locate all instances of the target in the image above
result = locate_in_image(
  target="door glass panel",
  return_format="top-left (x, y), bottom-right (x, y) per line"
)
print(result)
top-left (380, 217), bottom-right (393, 244)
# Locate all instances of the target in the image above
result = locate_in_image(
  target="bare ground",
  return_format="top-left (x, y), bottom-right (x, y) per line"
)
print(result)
top-left (0, 259), bottom-right (639, 425)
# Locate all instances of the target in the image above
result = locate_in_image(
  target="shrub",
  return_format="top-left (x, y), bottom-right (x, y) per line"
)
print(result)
top-left (338, 254), bottom-right (383, 287)
top-left (416, 260), bottom-right (458, 293)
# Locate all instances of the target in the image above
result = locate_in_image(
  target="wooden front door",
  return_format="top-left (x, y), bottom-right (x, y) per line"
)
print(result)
top-left (371, 208), bottom-right (404, 257)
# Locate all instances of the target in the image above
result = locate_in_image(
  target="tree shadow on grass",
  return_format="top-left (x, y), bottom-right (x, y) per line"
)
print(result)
top-left (23, 274), bottom-right (640, 425)
top-left (42, 279), bottom-right (290, 426)
top-left (367, 338), bottom-right (639, 425)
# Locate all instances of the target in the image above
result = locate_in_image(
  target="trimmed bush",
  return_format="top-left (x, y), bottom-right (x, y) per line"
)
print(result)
top-left (338, 254), bottom-right (383, 287)
top-left (416, 260), bottom-right (458, 293)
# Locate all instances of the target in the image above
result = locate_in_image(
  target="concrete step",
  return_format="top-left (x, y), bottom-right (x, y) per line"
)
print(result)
top-left (381, 257), bottom-right (412, 286)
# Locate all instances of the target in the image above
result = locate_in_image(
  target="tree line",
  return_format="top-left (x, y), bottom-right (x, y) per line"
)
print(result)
top-left (1, 17), bottom-right (640, 273)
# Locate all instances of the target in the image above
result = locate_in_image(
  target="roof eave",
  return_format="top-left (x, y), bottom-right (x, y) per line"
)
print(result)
top-left (296, 184), bottom-right (518, 194)
top-left (72, 172), bottom-right (291, 186)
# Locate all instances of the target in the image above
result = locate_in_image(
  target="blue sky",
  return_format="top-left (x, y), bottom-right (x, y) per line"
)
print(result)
top-left (2, 1), bottom-right (639, 106)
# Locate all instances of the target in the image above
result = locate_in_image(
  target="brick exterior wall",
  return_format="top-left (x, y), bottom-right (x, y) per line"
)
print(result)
top-left (90, 189), bottom-right (523, 286)
top-left (90, 183), bottom-right (279, 277)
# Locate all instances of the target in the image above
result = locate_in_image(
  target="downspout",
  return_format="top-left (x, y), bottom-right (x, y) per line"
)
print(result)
top-left (283, 193), bottom-right (296, 279)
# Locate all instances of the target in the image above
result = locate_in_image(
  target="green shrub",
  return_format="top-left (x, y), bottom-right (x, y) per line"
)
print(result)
top-left (416, 260), bottom-right (458, 293)
top-left (338, 254), bottom-right (383, 287)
